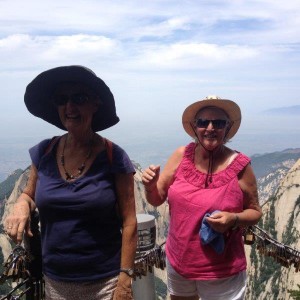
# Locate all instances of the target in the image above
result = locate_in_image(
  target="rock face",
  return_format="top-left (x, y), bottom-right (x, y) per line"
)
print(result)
top-left (256, 160), bottom-right (296, 205)
top-left (0, 168), bottom-right (30, 261)
top-left (245, 159), bottom-right (300, 300)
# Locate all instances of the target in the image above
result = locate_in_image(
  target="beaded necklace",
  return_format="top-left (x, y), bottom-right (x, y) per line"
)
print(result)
top-left (60, 135), bottom-right (93, 180)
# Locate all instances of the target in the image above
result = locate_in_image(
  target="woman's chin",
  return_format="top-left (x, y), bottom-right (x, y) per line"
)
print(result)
top-left (63, 120), bottom-right (83, 131)
top-left (202, 139), bottom-right (221, 151)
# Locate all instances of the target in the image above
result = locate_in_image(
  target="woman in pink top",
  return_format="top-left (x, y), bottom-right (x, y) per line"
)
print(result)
top-left (142, 96), bottom-right (262, 300)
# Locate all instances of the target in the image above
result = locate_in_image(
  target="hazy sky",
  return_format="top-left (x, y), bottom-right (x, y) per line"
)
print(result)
top-left (0, 0), bottom-right (300, 157)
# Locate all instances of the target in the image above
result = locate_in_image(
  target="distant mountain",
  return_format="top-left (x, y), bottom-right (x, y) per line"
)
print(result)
top-left (250, 148), bottom-right (300, 204)
top-left (251, 148), bottom-right (300, 178)
top-left (263, 105), bottom-right (300, 115)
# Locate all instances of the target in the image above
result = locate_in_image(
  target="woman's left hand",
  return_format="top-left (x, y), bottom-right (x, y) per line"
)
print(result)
top-left (205, 211), bottom-right (237, 233)
top-left (113, 280), bottom-right (133, 300)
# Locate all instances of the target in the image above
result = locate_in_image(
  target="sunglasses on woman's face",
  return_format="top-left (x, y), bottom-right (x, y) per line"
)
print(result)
top-left (195, 119), bottom-right (228, 129)
top-left (53, 93), bottom-right (90, 106)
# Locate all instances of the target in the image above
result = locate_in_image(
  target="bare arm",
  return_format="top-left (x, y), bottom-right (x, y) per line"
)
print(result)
top-left (114, 173), bottom-right (137, 295)
top-left (5, 164), bottom-right (37, 243)
top-left (142, 146), bottom-right (185, 207)
top-left (237, 163), bottom-right (262, 225)
top-left (206, 163), bottom-right (262, 232)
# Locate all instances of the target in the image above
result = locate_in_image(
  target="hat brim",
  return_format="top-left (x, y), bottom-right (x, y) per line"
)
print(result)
top-left (24, 66), bottom-right (119, 132)
top-left (182, 98), bottom-right (241, 140)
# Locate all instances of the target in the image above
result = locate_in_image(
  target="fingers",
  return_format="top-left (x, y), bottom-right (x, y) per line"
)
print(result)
top-left (113, 284), bottom-right (133, 300)
top-left (207, 212), bottom-right (222, 219)
top-left (4, 202), bottom-right (32, 243)
top-left (5, 219), bottom-right (27, 244)
top-left (142, 165), bottom-right (160, 183)
top-left (205, 211), bottom-right (236, 233)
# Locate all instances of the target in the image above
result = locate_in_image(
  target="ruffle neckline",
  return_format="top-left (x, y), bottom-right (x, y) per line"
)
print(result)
top-left (180, 143), bottom-right (250, 189)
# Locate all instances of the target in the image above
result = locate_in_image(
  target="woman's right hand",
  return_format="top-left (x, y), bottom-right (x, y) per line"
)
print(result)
top-left (141, 165), bottom-right (160, 192)
top-left (4, 199), bottom-right (33, 244)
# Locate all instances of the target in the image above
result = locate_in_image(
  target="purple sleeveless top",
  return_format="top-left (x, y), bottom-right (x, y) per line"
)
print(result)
top-left (166, 142), bottom-right (251, 280)
top-left (29, 137), bottom-right (135, 282)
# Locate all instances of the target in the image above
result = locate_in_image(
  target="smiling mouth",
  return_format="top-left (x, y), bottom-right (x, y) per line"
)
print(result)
top-left (66, 114), bottom-right (80, 120)
top-left (204, 133), bottom-right (217, 139)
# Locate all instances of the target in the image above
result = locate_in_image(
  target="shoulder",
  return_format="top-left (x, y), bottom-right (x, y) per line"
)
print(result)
top-left (229, 149), bottom-right (251, 167)
top-left (29, 138), bottom-right (55, 156)
top-left (167, 145), bottom-right (187, 165)
top-left (172, 145), bottom-right (186, 158)
top-left (172, 142), bottom-right (196, 159)
top-left (32, 138), bottom-right (53, 149)
top-left (111, 142), bottom-right (127, 154)
top-left (236, 153), bottom-right (256, 183)
top-left (161, 144), bottom-right (189, 178)
top-left (106, 141), bottom-right (135, 174)
top-left (29, 137), bottom-right (60, 166)
top-left (102, 137), bottom-right (128, 157)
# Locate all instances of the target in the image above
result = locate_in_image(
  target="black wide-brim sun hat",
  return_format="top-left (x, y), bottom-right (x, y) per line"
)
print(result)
top-left (24, 65), bottom-right (120, 132)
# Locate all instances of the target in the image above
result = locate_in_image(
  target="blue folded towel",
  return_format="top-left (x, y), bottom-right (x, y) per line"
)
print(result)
top-left (200, 210), bottom-right (225, 254)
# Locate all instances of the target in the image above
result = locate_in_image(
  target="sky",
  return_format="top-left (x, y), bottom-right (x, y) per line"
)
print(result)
top-left (0, 0), bottom-right (300, 171)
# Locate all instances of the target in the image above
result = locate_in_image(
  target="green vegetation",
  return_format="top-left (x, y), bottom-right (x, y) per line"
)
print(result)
top-left (250, 195), bottom-right (282, 299)
top-left (282, 195), bottom-right (300, 245)
top-left (252, 255), bottom-right (281, 299)
top-left (263, 197), bottom-right (277, 238)
top-left (296, 195), bottom-right (300, 216)
top-left (288, 285), bottom-right (300, 300)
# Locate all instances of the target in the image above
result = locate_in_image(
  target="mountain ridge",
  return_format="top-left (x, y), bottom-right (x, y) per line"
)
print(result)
top-left (263, 105), bottom-right (300, 115)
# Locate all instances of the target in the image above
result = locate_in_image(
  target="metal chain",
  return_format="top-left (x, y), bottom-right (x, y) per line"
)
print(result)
top-left (245, 225), bottom-right (300, 272)
top-left (0, 245), bottom-right (45, 300)
top-left (133, 242), bottom-right (166, 280)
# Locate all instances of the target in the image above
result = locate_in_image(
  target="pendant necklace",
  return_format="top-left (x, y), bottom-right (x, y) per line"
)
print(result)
top-left (60, 135), bottom-right (93, 180)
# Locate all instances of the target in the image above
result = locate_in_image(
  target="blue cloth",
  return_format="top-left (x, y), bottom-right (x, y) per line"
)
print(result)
top-left (199, 210), bottom-right (225, 254)
top-left (29, 137), bottom-right (135, 282)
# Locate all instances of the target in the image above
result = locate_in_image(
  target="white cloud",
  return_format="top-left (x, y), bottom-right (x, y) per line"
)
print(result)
top-left (138, 43), bottom-right (259, 69)
top-left (0, 34), bottom-right (120, 69)
top-left (41, 35), bottom-right (119, 60)
top-left (0, 0), bottom-right (299, 149)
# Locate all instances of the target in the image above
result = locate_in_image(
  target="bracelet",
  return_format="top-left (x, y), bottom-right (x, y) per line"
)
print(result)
top-left (232, 214), bottom-right (239, 230)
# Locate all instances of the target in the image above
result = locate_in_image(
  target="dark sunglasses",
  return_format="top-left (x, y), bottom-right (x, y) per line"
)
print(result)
top-left (53, 93), bottom-right (90, 106)
top-left (195, 119), bottom-right (228, 129)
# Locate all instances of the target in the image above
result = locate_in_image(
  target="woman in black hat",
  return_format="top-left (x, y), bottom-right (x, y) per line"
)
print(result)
top-left (142, 96), bottom-right (262, 300)
top-left (5, 66), bottom-right (137, 300)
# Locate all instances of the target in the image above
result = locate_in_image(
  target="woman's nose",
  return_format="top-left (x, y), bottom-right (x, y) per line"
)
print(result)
top-left (206, 121), bottom-right (214, 130)
top-left (65, 100), bottom-right (76, 109)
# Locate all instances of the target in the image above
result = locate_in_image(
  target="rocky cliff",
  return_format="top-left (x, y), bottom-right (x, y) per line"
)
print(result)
top-left (245, 158), bottom-right (300, 300)
top-left (0, 168), bottom-right (30, 262)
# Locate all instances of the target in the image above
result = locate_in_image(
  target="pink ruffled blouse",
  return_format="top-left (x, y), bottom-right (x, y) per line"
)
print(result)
top-left (165, 142), bottom-right (251, 280)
